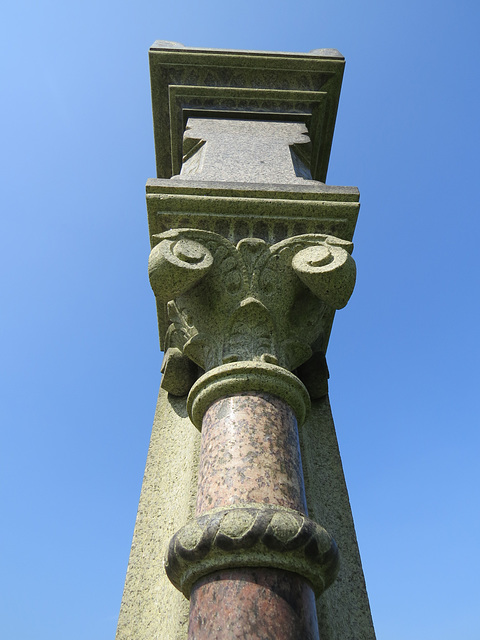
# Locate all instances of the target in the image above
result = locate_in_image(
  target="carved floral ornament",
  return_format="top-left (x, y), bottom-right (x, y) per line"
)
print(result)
top-left (148, 229), bottom-right (356, 418)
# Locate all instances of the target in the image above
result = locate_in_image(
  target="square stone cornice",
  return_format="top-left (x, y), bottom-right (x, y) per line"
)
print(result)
top-left (149, 42), bottom-right (346, 182)
top-left (146, 179), bottom-right (359, 245)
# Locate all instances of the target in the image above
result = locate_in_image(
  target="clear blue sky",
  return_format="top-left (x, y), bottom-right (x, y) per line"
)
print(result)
top-left (1, 1), bottom-right (479, 638)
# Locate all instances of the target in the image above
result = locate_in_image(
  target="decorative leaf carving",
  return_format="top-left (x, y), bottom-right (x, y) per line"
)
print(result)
top-left (148, 229), bottom-right (356, 395)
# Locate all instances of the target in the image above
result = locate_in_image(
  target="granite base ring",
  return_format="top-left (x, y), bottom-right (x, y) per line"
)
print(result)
top-left (164, 504), bottom-right (339, 597)
top-left (187, 361), bottom-right (311, 429)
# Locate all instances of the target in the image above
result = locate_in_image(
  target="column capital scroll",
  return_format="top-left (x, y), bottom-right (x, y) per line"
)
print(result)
top-left (148, 228), bottom-right (356, 423)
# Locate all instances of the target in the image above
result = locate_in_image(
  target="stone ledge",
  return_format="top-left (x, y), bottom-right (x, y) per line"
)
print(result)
top-left (151, 41), bottom-right (344, 59)
top-left (147, 177), bottom-right (360, 200)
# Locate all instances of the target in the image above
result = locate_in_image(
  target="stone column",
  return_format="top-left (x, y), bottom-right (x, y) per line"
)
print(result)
top-left (115, 42), bottom-right (376, 640)
top-left (148, 214), bottom-right (355, 639)
top-left (187, 394), bottom-right (321, 639)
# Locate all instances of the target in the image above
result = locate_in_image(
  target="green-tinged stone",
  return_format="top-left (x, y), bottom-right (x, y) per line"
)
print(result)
top-left (220, 509), bottom-right (255, 538)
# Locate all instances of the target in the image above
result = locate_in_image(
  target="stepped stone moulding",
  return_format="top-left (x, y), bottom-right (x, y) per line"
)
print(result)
top-left (149, 41), bottom-right (345, 182)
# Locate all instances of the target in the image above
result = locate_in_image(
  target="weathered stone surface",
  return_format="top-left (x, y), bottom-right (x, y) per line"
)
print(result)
top-left (188, 568), bottom-right (320, 640)
top-left (184, 391), bottom-right (327, 639)
top-left (196, 393), bottom-right (307, 513)
top-left (179, 118), bottom-right (313, 183)
top-left (148, 237), bottom-right (213, 302)
top-left (117, 41), bottom-right (375, 640)
top-left (148, 229), bottom-right (355, 398)
top-left (148, 43), bottom-right (345, 182)
top-left (147, 185), bottom-right (359, 355)
top-left (165, 504), bottom-right (338, 597)
top-left (160, 347), bottom-right (198, 396)
top-left (187, 361), bottom-right (310, 429)
top-left (146, 179), bottom-right (359, 253)
top-left (115, 390), bottom-right (200, 640)
top-left (301, 398), bottom-right (376, 640)
top-left (116, 392), bottom-right (376, 640)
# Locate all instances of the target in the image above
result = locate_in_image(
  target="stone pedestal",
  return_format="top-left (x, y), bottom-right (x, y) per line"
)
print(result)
top-left (115, 42), bottom-right (376, 640)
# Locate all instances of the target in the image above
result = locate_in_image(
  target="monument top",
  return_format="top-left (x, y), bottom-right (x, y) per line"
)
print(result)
top-left (149, 41), bottom-right (346, 182)
top-left (150, 40), bottom-right (344, 59)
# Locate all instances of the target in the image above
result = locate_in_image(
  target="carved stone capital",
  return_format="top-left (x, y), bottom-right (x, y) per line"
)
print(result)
top-left (164, 505), bottom-right (339, 598)
top-left (148, 228), bottom-right (356, 402)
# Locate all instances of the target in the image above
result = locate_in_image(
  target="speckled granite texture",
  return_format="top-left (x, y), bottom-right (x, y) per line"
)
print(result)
top-left (188, 392), bottom-right (319, 639)
top-left (148, 42), bottom-right (345, 182)
top-left (188, 568), bottom-right (320, 640)
top-left (196, 393), bottom-right (307, 515)
top-left (300, 398), bottom-right (376, 639)
top-left (180, 119), bottom-right (313, 184)
top-left (117, 39), bottom-right (375, 640)
top-left (165, 505), bottom-right (338, 598)
top-left (116, 393), bottom-right (375, 640)
top-left (115, 389), bottom-right (200, 640)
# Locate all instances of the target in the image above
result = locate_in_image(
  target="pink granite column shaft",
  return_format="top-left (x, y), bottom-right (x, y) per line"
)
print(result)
top-left (187, 392), bottom-right (320, 640)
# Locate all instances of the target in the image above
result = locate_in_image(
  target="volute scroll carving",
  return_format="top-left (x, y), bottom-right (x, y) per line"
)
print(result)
top-left (148, 229), bottom-right (356, 400)
top-left (292, 242), bottom-right (356, 309)
top-left (148, 236), bottom-right (214, 302)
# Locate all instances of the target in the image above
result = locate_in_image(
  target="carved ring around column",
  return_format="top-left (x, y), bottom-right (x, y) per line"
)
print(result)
top-left (186, 361), bottom-right (311, 429)
top-left (165, 504), bottom-right (339, 598)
